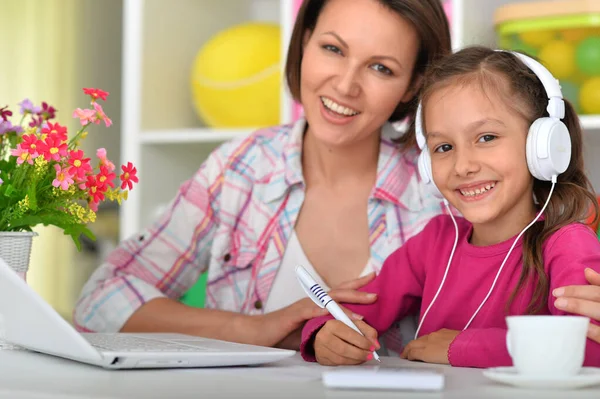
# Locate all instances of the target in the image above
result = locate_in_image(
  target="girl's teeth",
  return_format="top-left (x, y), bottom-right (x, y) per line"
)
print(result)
top-left (321, 97), bottom-right (359, 116)
top-left (459, 182), bottom-right (496, 197)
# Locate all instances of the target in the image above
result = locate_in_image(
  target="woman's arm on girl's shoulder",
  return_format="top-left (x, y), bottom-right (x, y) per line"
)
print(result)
top-left (545, 223), bottom-right (600, 367)
top-left (73, 140), bottom-right (236, 335)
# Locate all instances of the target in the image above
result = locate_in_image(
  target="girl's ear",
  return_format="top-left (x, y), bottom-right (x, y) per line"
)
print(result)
top-left (402, 74), bottom-right (424, 103)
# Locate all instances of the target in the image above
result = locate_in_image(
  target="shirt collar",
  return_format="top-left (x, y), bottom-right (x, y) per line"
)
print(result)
top-left (262, 119), bottom-right (305, 203)
top-left (263, 118), bottom-right (424, 212)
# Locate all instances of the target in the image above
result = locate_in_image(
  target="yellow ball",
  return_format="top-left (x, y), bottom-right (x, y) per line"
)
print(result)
top-left (190, 23), bottom-right (281, 128)
top-left (538, 40), bottom-right (575, 79)
top-left (580, 77), bottom-right (600, 114)
top-left (519, 30), bottom-right (555, 47)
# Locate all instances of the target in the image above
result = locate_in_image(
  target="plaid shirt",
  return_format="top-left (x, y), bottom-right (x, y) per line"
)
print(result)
top-left (73, 119), bottom-right (445, 352)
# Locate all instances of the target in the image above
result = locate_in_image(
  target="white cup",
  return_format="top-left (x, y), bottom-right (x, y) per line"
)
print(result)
top-left (506, 315), bottom-right (589, 376)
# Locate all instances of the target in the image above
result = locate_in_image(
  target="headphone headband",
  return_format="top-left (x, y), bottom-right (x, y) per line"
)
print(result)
top-left (416, 50), bottom-right (566, 152)
top-left (502, 51), bottom-right (565, 119)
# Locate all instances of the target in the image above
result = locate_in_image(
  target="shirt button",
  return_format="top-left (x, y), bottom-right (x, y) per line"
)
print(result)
top-left (223, 253), bottom-right (231, 262)
top-left (254, 300), bottom-right (263, 310)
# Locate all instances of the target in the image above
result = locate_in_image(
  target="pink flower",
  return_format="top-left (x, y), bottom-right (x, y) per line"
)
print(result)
top-left (67, 150), bottom-right (92, 180)
top-left (11, 145), bottom-right (33, 165)
top-left (72, 108), bottom-right (96, 126)
top-left (92, 102), bottom-right (112, 127)
top-left (96, 148), bottom-right (115, 171)
top-left (20, 134), bottom-right (40, 157)
top-left (42, 122), bottom-right (68, 142)
top-left (120, 162), bottom-right (139, 190)
top-left (83, 88), bottom-right (109, 102)
top-left (52, 164), bottom-right (74, 190)
top-left (37, 136), bottom-right (68, 162)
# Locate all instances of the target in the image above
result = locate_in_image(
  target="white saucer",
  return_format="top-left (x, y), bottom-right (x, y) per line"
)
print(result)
top-left (483, 367), bottom-right (600, 389)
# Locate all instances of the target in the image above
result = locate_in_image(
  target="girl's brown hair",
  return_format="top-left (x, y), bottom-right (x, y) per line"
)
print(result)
top-left (420, 46), bottom-right (599, 314)
top-left (285, 0), bottom-right (451, 149)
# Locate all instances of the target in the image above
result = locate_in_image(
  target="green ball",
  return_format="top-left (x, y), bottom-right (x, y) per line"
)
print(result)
top-left (560, 80), bottom-right (580, 113)
top-left (576, 37), bottom-right (600, 76)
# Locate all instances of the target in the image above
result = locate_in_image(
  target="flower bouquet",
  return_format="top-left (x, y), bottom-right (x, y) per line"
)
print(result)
top-left (0, 88), bottom-right (138, 256)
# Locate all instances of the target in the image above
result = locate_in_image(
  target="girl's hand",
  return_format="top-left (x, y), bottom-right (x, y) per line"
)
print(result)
top-left (257, 272), bottom-right (379, 349)
top-left (400, 328), bottom-right (460, 364)
top-left (553, 268), bottom-right (600, 344)
top-left (314, 319), bottom-right (380, 365)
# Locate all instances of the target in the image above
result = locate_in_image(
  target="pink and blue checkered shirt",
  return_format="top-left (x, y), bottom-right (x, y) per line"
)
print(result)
top-left (73, 119), bottom-right (445, 351)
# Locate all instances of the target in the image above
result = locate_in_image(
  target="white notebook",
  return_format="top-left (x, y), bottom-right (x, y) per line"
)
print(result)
top-left (322, 365), bottom-right (445, 391)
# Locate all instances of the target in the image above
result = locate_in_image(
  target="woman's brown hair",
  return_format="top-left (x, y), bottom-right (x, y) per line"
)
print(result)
top-left (285, 0), bottom-right (451, 149)
top-left (420, 46), bottom-right (599, 314)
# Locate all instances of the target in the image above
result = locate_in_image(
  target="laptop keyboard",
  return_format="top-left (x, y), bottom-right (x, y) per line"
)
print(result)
top-left (84, 334), bottom-right (211, 352)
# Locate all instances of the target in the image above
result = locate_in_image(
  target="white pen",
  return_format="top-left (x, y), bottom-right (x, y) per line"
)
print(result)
top-left (295, 265), bottom-right (380, 362)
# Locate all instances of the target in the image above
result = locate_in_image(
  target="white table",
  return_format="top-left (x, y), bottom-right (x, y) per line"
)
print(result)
top-left (0, 348), bottom-right (599, 399)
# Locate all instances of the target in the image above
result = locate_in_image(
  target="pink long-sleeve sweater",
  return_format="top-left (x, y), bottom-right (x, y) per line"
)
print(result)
top-left (300, 215), bottom-right (600, 368)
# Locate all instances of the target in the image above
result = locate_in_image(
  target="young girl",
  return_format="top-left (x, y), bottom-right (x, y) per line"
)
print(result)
top-left (299, 46), bottom-right (600, 368)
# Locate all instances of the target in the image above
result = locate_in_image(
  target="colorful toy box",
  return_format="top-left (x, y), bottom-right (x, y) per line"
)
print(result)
top-left (495, 0), bottom-right (600, 114)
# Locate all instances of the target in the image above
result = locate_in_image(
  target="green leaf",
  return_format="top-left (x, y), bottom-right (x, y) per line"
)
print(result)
top-left (4, 184), bottom-right (16, 197)
top-left (27, 181), bottom-right (38, 211)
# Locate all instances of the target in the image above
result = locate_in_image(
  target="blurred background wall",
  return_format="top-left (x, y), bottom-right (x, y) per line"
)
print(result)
top-left (0, 0), bottom-right (123, 321)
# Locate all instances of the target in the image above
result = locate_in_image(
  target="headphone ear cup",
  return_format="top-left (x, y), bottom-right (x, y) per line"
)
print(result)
top-left (418, 149), bottom-right (432, 185)
top-left (526, 117), bottom-right (572, 181)
top-left (526, 118), bottom-right (545, 181)
top-left (418, 149), bottom-right (444, 198)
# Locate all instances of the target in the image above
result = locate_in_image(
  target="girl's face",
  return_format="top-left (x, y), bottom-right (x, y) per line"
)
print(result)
top-left (300, 0), bottom-right (419, 148)
top-left (424, 82), bottom-right (536, 230)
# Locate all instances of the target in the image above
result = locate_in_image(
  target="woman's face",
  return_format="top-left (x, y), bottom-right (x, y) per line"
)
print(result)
top-left (300, 0), bottom-right (419, 148)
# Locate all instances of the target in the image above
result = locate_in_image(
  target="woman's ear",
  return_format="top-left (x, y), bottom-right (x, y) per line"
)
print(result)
top-left (401, 74), bottom-right (424, 103)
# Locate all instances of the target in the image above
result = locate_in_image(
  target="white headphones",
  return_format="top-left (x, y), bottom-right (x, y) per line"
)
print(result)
top-left (415, 50), bottom-right (572, 198)
top-left (413, 50), bottom-right (572, 338)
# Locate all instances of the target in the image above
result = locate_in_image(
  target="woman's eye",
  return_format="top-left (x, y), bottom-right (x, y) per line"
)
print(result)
top-left (479, 134), bottom-right (496, 143)
top-left (371, 64), bottom-right (392, 75)
top-left (434, 144), bottom-right (453, 153)
top-left (322, 44), bottom-right (342, 55)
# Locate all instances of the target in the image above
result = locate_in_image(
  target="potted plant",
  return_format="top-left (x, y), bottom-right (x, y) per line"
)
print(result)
top-left (0, 88), bottom-right (138, 279)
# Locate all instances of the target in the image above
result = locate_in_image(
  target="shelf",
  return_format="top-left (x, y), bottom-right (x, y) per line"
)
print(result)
top-left (140, 128), bottom-right (254, 144)
top-left (580, 115), bottom-right (600, 131)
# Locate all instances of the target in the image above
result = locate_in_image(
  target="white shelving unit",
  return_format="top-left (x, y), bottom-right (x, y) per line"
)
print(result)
top-left (120, 0), bottom-right (295, 240)
top-left (120, 0), bottom-right (600, 240)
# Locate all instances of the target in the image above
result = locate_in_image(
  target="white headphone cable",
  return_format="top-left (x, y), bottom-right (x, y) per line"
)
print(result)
top-left (414, 198), bottom-right (459, 338)
top-left (414, 175), bottom-right (557, 338)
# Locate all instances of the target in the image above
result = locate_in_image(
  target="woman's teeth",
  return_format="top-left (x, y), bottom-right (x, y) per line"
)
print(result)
top-left (459, 182), bottom-right (496, 197)
top-left (321, 97), bottom-right (359, 116)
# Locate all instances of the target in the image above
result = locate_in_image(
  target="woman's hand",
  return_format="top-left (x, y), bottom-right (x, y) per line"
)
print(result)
top-left (254, 272), bottom-right (379, 349)
top-left (314, 319), bottom-right (380, 365)
top-left (553, 268), bottom-right (600, 343)
top-left (400, 328), bottom-right (460, 365)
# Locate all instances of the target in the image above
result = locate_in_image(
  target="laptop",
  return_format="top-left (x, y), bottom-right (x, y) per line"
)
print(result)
top-left (0, 257), bottom-right (295, 369)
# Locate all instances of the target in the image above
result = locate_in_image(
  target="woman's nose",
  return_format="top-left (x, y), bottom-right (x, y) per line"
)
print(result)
top-left (333, 66), bottom-right (360, 97)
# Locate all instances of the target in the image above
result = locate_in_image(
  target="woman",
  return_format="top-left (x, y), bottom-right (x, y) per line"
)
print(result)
top-left (73, 0), bottom-right (452, 352)
top-left (555, 268), bottom-right (600, 344)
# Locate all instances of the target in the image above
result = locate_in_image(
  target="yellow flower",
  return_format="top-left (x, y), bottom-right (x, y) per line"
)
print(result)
top-left (15, 195), bottom-right (30, 217)
top-left (87, 209), bottom-right (96, 223)
top-left (34, 156), bottom-right (49, 177)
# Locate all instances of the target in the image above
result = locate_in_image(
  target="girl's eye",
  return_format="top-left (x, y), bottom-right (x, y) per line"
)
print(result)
top-left (322, 44), bottom-right (342, 55)
top-left (434, 144), bottom-right (453, 153)
top-left (478, 134), bottom-right (496, 143)
top-left (371, 64), bottom-right (392, 75)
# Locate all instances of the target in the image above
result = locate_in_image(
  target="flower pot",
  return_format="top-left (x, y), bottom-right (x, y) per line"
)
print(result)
top-left (0, 231), bottom-right (36, 350)
top-left (0, 231), bottom-right (38, 281)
